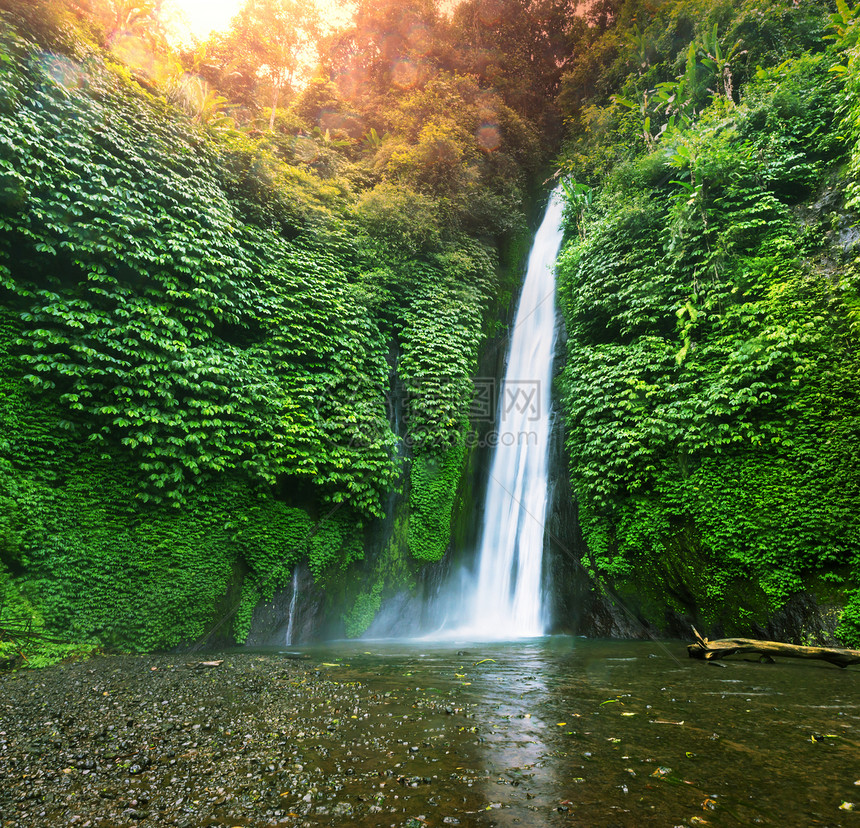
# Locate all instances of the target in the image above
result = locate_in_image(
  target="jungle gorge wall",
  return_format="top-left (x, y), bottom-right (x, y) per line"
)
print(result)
top-left (2, 0), bottom-right (860, 664)
top-left (0, 0), bottom-right (547, 661)
top-left (552, 0), bottom-right (860, 646)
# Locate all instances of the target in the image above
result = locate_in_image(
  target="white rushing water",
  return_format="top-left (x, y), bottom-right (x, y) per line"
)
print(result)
top-left (445, 189), bottom-right (566, 639)
top-left (284, 568), bottom-right (299, 646)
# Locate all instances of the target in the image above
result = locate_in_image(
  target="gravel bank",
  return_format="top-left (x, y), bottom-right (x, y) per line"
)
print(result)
top-left (0, 652), bottom-right (492, 828)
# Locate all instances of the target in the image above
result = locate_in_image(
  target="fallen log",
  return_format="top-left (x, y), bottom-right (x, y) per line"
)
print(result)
top-left (687, 627), bottom-right (860, 668)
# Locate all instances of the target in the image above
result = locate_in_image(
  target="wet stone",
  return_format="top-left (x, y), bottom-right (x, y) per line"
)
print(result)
top-left (0, 641), bottom-right (856, 828)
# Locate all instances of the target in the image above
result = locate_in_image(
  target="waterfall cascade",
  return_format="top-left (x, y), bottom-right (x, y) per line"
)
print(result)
top-left (444, 190), bottom-right (566, 639)
top-left (284, 569), bottom-right (299, 646)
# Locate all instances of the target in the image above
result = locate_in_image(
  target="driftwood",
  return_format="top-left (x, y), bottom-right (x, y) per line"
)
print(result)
top-left (688, 627), bottom-right (860, 669)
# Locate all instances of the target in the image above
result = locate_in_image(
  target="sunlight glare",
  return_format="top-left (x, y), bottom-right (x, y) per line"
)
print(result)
top-left (168, 0), bottom-right (355, 42)
top-left (169, 0), bottom-right (243, 40)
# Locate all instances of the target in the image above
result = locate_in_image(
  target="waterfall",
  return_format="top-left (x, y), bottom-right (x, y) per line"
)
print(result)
top-left (447, 189), bottom-right (565, 639)
top-left (284, 568), bottom-right (299, 646)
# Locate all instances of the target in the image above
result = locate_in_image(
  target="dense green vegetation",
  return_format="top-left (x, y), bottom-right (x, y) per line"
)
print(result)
top-left (2, 0), bottom-right (859, 664)
top-left (0, 0), bottom-right (558, 662)
top-left (554, 0), bottom-right (860, 644)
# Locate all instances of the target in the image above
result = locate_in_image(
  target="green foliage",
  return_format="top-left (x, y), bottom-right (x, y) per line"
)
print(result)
top-left (356, 183), bottom-right (441, 259)
top-left (0, 24), bottom-right (397, 516)
top-left (1, 299), bottom-right (365, 651)
top-left (399, 274), bottom-right (484, 452)
top-left (824, 0), bottom-right (860, 51)
top-left (0, 4), bottom-right (535, 654)
top-left (557, 17), bottom-right (860, 637)
top-left (0, 561), bottom-right (95, 668)
top-left (409, 440), bottom-right (468, 562)
top-left (0, 0), bottom-right (89, 54)
top-left (831, 0), bottom-right (860, 211)
top-left (354, 232), bottom-right (496, 469)
top-left (448, 0), bottom-right (587, 121)
top-left (558, 0), bottom-right (833, 181)
top-left (0, 18), bottom-right (390, 654)
top-left (232, 576), bottom-right (261, 643)
top-left (168, 74), bottom-right (234, 130)
top-left (335, 503), bottom-right (416, 639)
top-left (228, 501), bottom-right (309, 590)
top-left (836, 590), bottom-right (860, 647)
top-left (308, 513), bottom-right (363, 581)
top-left (343, 576), bottom-right (382, 639)
top-left (560, 178), bottom-right (594, 238)
top-left (227, 0), bottom-right (321, 128)
top-left (360, 72), bottom-right (535, 240)
top-left (291, 77), bottom-right (360, 140)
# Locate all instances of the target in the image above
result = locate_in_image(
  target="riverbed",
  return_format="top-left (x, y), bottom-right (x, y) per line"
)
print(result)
top-left (0, 638), bottom-right (857, 827)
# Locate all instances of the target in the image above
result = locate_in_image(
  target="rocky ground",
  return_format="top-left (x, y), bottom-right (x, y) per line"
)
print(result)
top-left (0, 651), bottom-right (494, 828)
top-left (4, 642), bottom-right (858, 828)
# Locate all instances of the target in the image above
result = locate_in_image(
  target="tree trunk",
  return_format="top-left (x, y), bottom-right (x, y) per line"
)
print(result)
top-left (687, 627), bottom-right (860, 668)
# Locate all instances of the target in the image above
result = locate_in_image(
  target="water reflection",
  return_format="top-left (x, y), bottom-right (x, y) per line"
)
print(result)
top-left (287, 637), bottom-right (858, 827)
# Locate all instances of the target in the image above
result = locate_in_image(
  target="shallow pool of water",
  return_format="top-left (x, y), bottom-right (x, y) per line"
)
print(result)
top-left (279, 636), bottom-right (859, 826)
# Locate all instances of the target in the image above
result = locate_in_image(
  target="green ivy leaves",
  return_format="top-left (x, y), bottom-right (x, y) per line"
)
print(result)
top-left (0, 27), bottom-right (398, 517)
top-left (557, 41), bottom-right (860, 635)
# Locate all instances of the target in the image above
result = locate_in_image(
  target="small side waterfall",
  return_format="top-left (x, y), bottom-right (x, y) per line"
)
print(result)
top-left (446, 190), bottom-right (566, 639)
top-left (284, 569), bottom-right (299, 646)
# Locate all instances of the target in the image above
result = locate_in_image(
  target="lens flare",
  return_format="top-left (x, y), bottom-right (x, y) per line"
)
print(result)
top-left (391, 59), bottom-right (419, 90)
top-left (476, 123), bottom-right (501, 152)
top-left (41, 53), bottom-right (85, 89)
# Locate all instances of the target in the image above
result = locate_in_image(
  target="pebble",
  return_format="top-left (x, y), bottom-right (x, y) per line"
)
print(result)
top-left (0, 652), bottom-right (487, 827)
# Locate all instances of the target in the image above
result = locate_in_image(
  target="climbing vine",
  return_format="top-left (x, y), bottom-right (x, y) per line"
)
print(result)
top-left (557, 13), bottom-right (860, 642)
